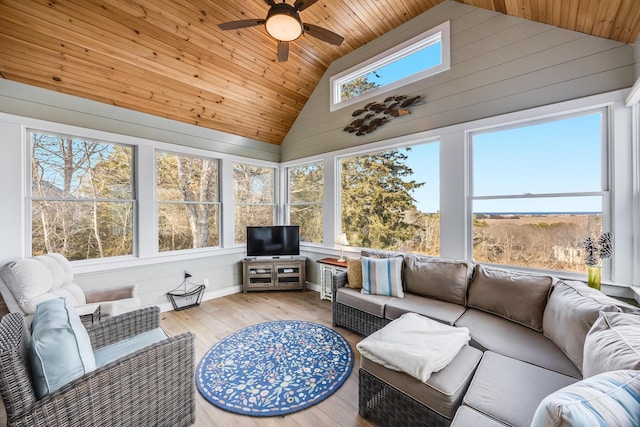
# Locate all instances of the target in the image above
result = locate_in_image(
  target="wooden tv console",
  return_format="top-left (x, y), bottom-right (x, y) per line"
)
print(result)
top-left (242, 257), bottom-right (306, 293)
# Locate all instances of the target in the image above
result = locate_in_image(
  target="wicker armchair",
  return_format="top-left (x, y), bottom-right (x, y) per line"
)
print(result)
top-left (0, 307), bottom-right (195, 427)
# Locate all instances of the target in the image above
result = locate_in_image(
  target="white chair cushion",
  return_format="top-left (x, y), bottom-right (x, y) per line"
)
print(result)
top-left (61, 283), bottom-right (87, 306)
top-left (99, 297), bottom-right (142, 317)
top-left (46, 253), bottom-right (74, 286)
top-left (0, 259), bottom-right (53, 314)
top-left (33, 255), bottom-right (66, 290)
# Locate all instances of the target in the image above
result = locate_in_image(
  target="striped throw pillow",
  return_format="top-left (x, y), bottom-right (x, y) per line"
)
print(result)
top-left (361, 256), bottom-right (403, 297)
top-left (531, 370), bottom-right (640, 427)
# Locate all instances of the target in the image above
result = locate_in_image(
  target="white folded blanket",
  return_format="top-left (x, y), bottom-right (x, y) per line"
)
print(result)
top-left (356, 312), bottom-right (470, 383)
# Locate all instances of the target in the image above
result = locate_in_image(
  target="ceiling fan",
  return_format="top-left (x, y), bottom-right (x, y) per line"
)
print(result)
top-left (218, 0), bottom-right (345, 62)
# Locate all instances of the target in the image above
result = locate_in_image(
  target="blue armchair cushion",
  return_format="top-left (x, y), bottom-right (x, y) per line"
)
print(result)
top-left (28, 298), bottom-right (96, 398)
top-left (94, 327), bottom-right (167, 367)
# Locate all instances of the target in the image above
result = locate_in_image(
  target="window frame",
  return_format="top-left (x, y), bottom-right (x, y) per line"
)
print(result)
top-left (232, 161), bottom-right (277, 244)
top-left (336, 138), bottom-right (441, 255)
top-left (329, 21), bottom-right (450, 112)
top-left (155, 149), bottom-right (221, 253)
top-left (285, 161), bottom-right (324, 244)
top-left (467, 108), bottom-right (611, 275)
top-left (28, 129), bottom-right (137, 261)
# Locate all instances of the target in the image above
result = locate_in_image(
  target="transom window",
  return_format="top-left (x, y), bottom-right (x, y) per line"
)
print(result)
top-left (470, 110), bottom-right (608, 273)
top-left (330, 21), bottom-right (450, 111)
top-left (30, 131), bottom-right (135, 260)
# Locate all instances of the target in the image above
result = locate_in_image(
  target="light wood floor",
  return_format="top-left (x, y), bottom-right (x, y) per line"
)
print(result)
top-left (160, 290), bottom-right (377, 427)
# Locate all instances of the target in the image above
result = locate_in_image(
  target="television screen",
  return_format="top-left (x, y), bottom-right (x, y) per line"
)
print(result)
top-left (246, 226), bottom-right (300, 257)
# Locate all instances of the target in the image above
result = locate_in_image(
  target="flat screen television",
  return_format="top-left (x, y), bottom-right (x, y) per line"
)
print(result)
top-left (246, 225), bottom-right (300, 257)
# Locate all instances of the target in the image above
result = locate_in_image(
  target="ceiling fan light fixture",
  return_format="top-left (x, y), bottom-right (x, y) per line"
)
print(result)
top-left (265, 4), bottom-right (303, 41)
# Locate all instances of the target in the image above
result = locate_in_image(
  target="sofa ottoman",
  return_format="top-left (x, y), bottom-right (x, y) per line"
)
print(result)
top-left (462, 351), bottom-right (578, 427)
top-left (359, 344), bottom-right (482, 426)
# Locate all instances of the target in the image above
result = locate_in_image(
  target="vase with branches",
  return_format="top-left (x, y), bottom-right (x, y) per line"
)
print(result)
top-left (582, 232), bottom-right (612, 290)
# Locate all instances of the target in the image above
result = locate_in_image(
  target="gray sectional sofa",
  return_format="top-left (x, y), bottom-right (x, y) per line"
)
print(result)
top-left (332, 250), bottom-right (640, 427)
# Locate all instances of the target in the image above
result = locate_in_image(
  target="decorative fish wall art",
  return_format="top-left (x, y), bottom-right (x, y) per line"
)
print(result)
top-left (343, 95), bottom-right (424, 136)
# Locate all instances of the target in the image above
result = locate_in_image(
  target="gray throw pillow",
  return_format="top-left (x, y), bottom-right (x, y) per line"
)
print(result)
top-left (543, 280), bottom-right (623, 373)
top-left (467, 265), bottom-right (553, 332)
top-left (582, 311), bottom-right (640, 377)
top-left (404, 254), bottom-right (473, 305)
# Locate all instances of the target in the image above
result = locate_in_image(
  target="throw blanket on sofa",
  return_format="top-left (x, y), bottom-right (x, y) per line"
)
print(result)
top-left (356, 312), bottom-right (470, 383)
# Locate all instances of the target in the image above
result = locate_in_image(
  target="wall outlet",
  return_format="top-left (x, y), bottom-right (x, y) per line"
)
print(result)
top-left (203, 279), bottom-right (209, 287)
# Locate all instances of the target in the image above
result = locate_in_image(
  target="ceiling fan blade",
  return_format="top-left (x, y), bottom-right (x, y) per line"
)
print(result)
top-left (303, 23), bottom-right (344, 46)
top-left (277, 41), bottom-right (290, 62)
top-left (294, 0), bottom-right (319, 12)
top-left (263, 0), bottom-right (277, 6)
top-left (218, 19), bottom-right (264, 31)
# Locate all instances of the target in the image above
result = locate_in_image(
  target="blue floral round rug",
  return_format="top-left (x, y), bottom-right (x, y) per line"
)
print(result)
top-left (195, 320), bottom-right (354, 416)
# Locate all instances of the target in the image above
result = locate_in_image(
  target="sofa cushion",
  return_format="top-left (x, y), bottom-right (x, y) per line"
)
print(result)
top-left (0, 259), bottom-right (53, 314)
top-left (467, 265), bottom-right (552, 332)
top-left (361, 345), bottom-right (483, 419)
top-left (543, 280), bottom-right (624, 373)
top-left (451, 406), bottom-right (508, 427)
top-left (582, 311), bottom-right (640, 377)
top-left (335, 287), bottom-right (396, 318)
top-left (28, 298), bottom-right (96, 398)
top-left (404, 254), bottom-right (473, 305)
top-left (385, 293), bottom-right (467, 325)
top-left (531, 370), bottom-right (640, 427)
top-left (463, 351), bottom-right (578, 427)
top-left (345, 258), bottom-right (363, 289)
top-left (94, 327), bottom-right (168, 367)
top-left (361, 256), bottom-right (404, 297)
top-left (455, 308), bottom-right (581, 378)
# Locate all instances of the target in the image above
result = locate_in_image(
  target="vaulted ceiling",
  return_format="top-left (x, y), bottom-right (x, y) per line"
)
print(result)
top-left (1, 0), bottom-right (639, 145)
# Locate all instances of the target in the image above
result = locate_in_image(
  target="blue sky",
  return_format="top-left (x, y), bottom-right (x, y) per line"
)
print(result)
top-left (363, 42), bottom-right (441, 86)
top-left (402, 112), bottom-right (603, 214)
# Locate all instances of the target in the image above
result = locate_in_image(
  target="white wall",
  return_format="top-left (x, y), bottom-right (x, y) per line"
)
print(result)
top-left (0, 80), bottom-right (280, 163)
top-left (281, 0), bottom-right (635, 162)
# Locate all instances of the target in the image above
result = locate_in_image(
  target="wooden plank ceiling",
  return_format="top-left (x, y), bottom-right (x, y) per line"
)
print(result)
top-left (1, 0), bottom-right (639, 145)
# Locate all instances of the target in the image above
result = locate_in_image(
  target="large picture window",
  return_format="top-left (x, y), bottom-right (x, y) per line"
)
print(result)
top-left (470, 111), bottom-right (608, 273)
top-left (156, 151), bottom-right (220, 251)
top-left (340, 141), bottom-right (440, 254)
top-left (30, 131), bottom-right (134, 260)
top-left (287, 162), bottom-right (324, 244)
top-left (233, 163), bottom-right (275, 244)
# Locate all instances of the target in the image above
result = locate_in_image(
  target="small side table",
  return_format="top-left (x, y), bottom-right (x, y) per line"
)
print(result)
top-left (317, 258), bottom-right (348, 301)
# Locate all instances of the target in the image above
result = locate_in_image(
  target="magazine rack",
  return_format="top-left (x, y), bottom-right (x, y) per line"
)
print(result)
top-left (167, 284), bottom-right (205, 310)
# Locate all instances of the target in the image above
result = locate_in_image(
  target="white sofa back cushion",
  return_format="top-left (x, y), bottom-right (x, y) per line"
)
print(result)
top-left (0, 259), bottom-right (54, 314)
top-left (33, 255), bottom-right (65, 290)
top-left (46, 253), bottom-right (74, 286)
